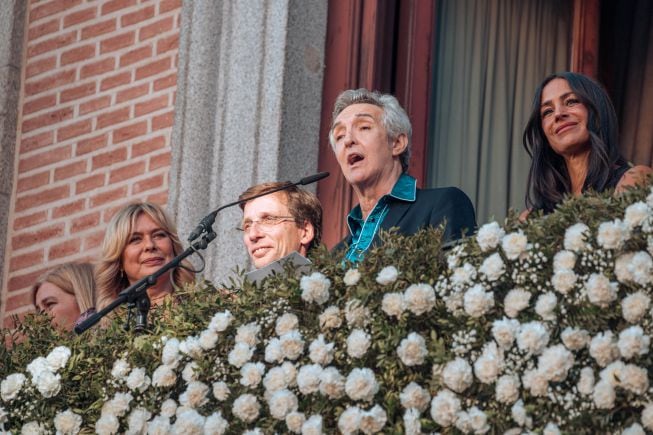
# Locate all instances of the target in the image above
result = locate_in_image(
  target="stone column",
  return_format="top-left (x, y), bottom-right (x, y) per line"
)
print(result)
top-left (0, 2), bottom-right (26, 318)
top-left (169, 0), bottom-right (327, 284)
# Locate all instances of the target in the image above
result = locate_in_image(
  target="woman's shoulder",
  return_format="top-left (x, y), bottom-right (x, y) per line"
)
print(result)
top-left (616, 165), bottom-right (653, 191)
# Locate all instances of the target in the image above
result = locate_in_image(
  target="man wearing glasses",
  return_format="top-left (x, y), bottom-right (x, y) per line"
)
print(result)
top-left (238, 182), bottom-right (322, 269)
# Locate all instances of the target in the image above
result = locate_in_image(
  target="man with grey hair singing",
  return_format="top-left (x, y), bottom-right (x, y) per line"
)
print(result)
top-left (330, 88), bottom-right (476, 262)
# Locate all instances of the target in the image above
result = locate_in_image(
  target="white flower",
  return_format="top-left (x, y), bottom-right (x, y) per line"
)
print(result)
top-left (593, 379), bottom-right (616, 409)
top-left (553, 250), bottom-right (576, 272)
top-left (430, 389), bottom-right (461, 427)
top-left (263, 366), bottom-right (289, 393)
top-left (345, 299), bottom-right (370, 327)
top-left (171, 409), bottom-right (205, 434)
top-left (297, 364), bottom-right (323, 395)
top-left (280, 330), bottom-right (305, 361)
top-left (309, 334), bottom-right (335, 365)
top-left (476, 221), bottom-right (504, 251)
top-left (344, 268), bottom-right (361, 286)
top-left (160, 398), bottom-right (177, 418)
top-left (102, 392), bottom-right (133, 417)
top-left (285, 411), bottom-right (306, 434)
top-left (479, 252), bottom-right (505, 281)
top-left (282, 361), bottom-right (298, 387)
top-left (199, 329), bottom-right (219, 350)
top-left (318, 306), bottom-right (342, 330)
top-left (228, 342), bottom-right (254, 368)
top-left (641, 402), bottom-right (653, 429)
top-left (492, 317), bottom-right (519, 349)
top-left (599, 360), bottom-right (625, 387)
top-left (543, 422), bottom-right (561, 435)
top-left (561, 327), bottom-right (590, 350)
top-left (301, 414), bottom-right (323, 435)
top-left (522, 368), bottom-right (548, 396)
top-left (618, 326), bottom-right (650, 359)
top-left (54, 408), bottom-right (82, 435)
top-left (338, 406), bottom-right (362, 435)
top-left (1, 373), bottom-right (26, 401)
top-left (126, 407), bottom-right (151, 435)
top-left (182, 362), bottom-right (199, 382)
top-left (203, 411), bottom-right (228, 435)
top-left (622, 292), bottom-right (651, 323)
top-left (399, 382), bottom-right (430, 412)
top-left (551, 269), bottom-right (577, 295)
top-left (232, 393), bottom-right (261, 423)
top-left (345, 368), bottom-right (379, 402)
top-left (26, 357), bottom-right (50, 380)
top-left (152, 365), bottom-right (177, 388)
top-left (623, 423), bottom-right (646, 435)
top-left (467, 406), bottom-right (490, 434)
top-left (268, 389), bottom-right (298, 420)
top-left (179, 381), bottom-right (209, 408)
top-left (442, 357), bottom-right (473, 393)
top-left (474, 342), bottom-right (503, 384)
top-left (240, 362), bottom-right (265, 388)
top-left (318, 366), bottom-right (345, 399)
top-left (463, 284), bottom-right (495, 318)
top-left (95, 414), bottom-right (120, 435)
top-left (495, 374), bottom-right (520, 404)
top-left (46, 346), bottom-right (71, 371)
top-left (179, 336), bottom-right (203, 359)
top-left (621, 364), bottom-right (649, 394)
top-left (503, 288), bottom-right (531, 317)
top-left (161, 338), bottom-right (181, 367)
top-left (534, 292), bottom-right (557, 321)
top-left (212, 381), bottom-right (230, 401)
top-left (564, 223), bottom-right (590, 252)
top-left (359, 405), bottom-right (387, 434)
top-left (630, 251), bottom-right (653, 285)
top-left (300, 272), bottom-right (331, 305)
top-left (347, 329), bottom-right (371, 359)
top-left (397, 332), bottom-right (428, 366)
top-left (502, 231), bottom-right (528, 260)
top-left (404, 283), bottom-right (436, 315)
top-left (615, 252), bottom-right (635, 283)
top-left (21, 421), bottom-right (48, 435)
top-left (235, 322), bottom-right (260, 347)
top-left (276, 313), bottom-right (299, 336)
top-left (208, 310), bottom-right (233, 332)
top-left (537, 344), bottom-right (574, 382)
top-left (451, 262), bottom-right (477, 287)
top-left (516, 321), bottom-right (550, 355)
top-left (597, 219), bottom-right (630, 250)
top-left (510, 399), bottom-right (532, 428)
top-left (403, 408), bottom-right (421, 435)
top-left (590, 331), bottom-right (620, 367)
top-left (376, 265), bottom-right (399, 285)
top-left (35, 370), bottom-right (61, 398)
top-left (585, 273), bottom-right (618, 308)
top-left (577, 366), bottom-right (595, 395)
top-left (625, 201), bottom-right (649, 229)
top-left (381, 292), bottom-right (405, 317)
top-left (126, 367), bottom-right (150, 393)
top-left (265, 338), bottom-right (284, 363)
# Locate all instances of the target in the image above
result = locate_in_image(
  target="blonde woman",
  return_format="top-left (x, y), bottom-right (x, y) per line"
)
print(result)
top-left (32, 262), bottom-right (96, 331)
top-left (95, 202), bottom-right (195, 321)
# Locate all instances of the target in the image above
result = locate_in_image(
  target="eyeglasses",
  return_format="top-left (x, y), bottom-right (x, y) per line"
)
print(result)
top-left (236, 215), bottom-right (296, 233)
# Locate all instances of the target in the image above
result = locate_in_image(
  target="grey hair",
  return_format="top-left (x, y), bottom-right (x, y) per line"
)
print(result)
top-left (329, 88), bottom-right (412, 172)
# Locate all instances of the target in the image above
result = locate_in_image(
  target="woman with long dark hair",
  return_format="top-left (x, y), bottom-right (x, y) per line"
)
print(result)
top-left (522, 72), bottom-right (651, 217)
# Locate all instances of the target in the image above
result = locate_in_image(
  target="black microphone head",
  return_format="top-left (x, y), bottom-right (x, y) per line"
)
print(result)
top-left (299, 171), bottom-right (329, 185)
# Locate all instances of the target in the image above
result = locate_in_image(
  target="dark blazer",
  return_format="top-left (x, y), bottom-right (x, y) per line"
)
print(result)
top-left (335, 186), bottom-right (476, 253)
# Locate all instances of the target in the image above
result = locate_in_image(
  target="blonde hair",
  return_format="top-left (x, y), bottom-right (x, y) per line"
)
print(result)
top-left (31, 262), bottom-right (96, 313)
top-left (95, 202), bottom-right (195, 317)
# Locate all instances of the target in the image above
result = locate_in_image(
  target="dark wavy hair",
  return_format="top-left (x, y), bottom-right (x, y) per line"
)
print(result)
top-left (523, 72), bottom-right (627, 213)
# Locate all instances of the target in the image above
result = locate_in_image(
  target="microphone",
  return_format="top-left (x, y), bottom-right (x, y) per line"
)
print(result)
top-left (187, 171), bottom-right (329, 242)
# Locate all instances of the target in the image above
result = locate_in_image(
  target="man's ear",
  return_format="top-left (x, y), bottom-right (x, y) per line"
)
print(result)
top-left (299, 221), bottom-right (315, 252)
top-left (391, 133), bottom-right (408, 157)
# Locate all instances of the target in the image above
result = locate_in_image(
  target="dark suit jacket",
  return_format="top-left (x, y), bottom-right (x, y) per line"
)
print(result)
top-left (335, 186), bottom-right (476, 253)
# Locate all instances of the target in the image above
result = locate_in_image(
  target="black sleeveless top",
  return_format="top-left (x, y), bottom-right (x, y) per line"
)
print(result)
top-left (605, 161), bottom-right (632, 190)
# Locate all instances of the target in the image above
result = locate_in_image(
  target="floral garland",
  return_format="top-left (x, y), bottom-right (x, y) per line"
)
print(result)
top-left (2, 184), bottom-right (653, 434)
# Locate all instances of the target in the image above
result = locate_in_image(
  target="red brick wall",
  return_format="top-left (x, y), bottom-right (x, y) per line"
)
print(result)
top-left (3, 0), bottom-right (182, 326)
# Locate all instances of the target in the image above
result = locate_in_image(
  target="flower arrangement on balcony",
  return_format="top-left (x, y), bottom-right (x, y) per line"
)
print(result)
top-left (1, 184), bottom-right (653, 434)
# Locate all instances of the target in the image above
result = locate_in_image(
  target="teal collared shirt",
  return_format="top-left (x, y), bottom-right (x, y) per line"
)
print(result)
top-left (345, 173), bottom-right (417, 263)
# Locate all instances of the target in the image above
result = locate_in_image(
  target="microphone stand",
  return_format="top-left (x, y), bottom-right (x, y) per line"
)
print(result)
top-left (74, 231), bottom-right (216, 335)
